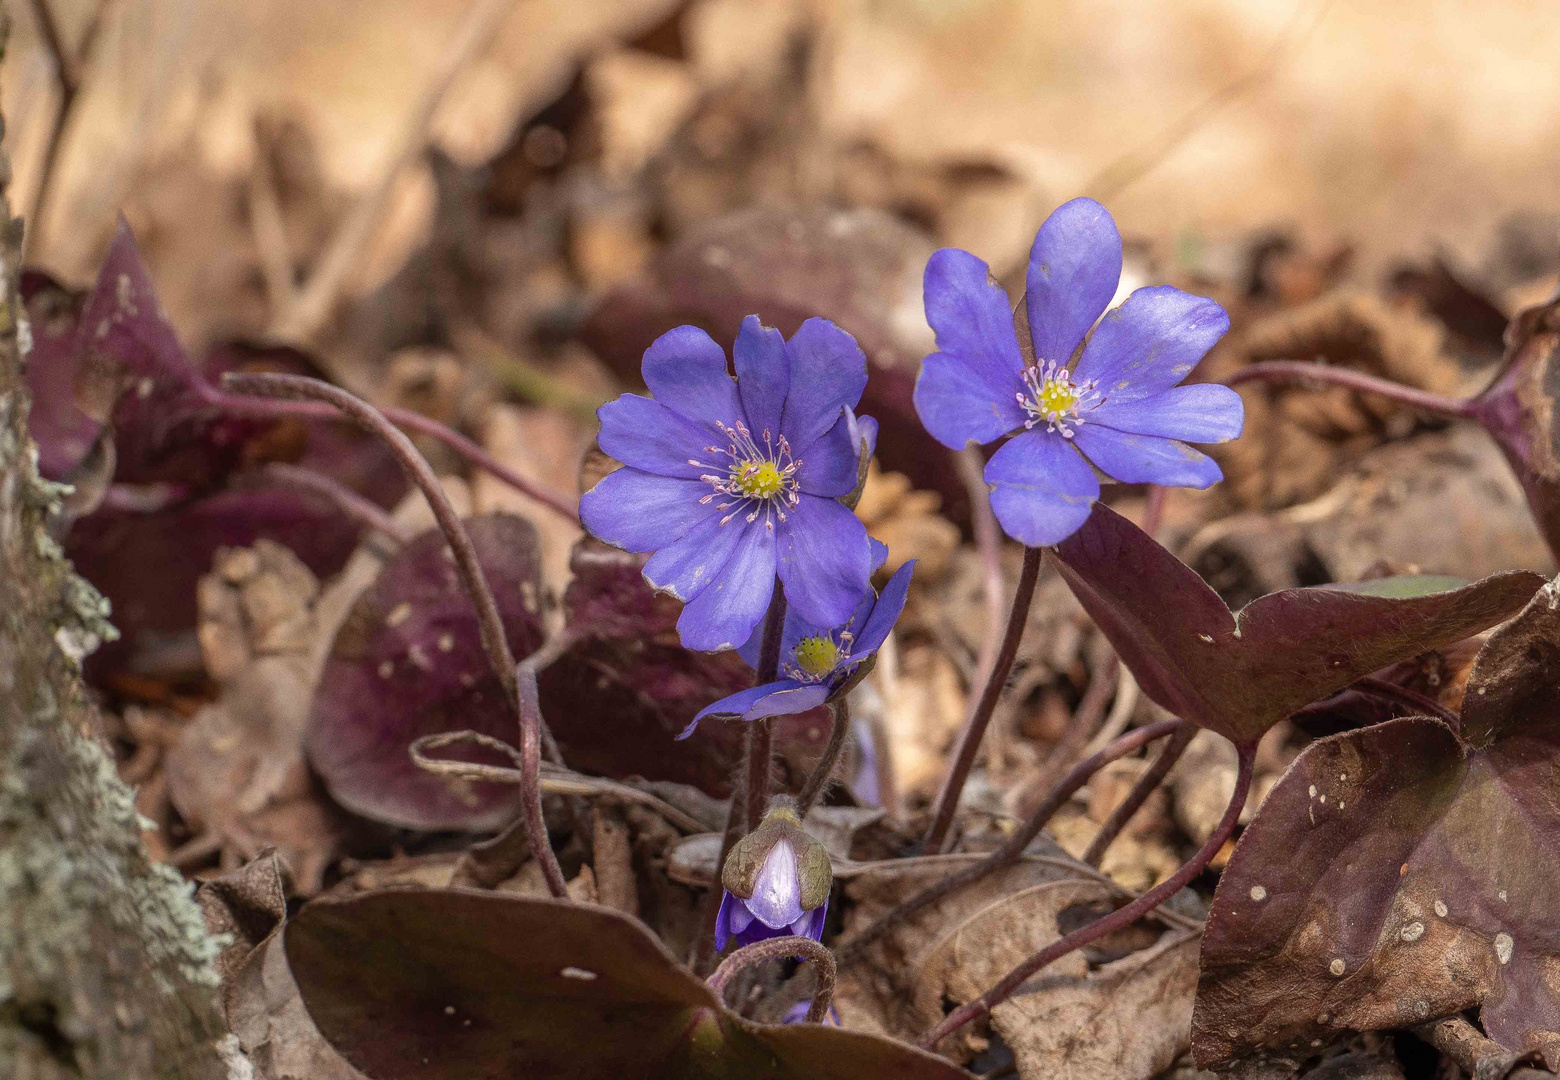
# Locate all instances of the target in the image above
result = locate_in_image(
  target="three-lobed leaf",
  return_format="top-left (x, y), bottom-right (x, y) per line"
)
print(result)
top-left (1050, 503), bottom-right (1544, 745)
top-left (285, 887), bottom-right (973, 1080)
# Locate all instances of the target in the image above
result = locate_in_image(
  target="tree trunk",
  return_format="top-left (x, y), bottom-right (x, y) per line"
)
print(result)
top-left (0, 13), bottom-right (230, 1078)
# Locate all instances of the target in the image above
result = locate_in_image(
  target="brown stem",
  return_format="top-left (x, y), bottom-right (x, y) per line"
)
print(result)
top-left (707, 936), bottom-right (836, 1024)
top-left (260, 461), bottom-right (412, 544)
top-left (918, 739), bottom-right (1255, 1050)
top-left (923, 545), bottom-right (1044, 852)
top-left (516, 636), bottom-right (571, 897)
top-left (838, 718), bottom-right (1186, 966)
top-left (796, 698), bottom-right (850, 817)
top-left (745, 581), bottom-right (788, 832)
top-left (222, 371), bottom-right (567, 897)
top-left (1081, 720), bottom-right (1195, 867)
top-left (955, 445), bottom-right (1006, 689)
top-left (1226, 360), bottom-right (1477, 418)
top-left (1351, 675), bottom-right (1461, 728)
top-left (25, 0), bottom-right (111, 257)
top-left (203, 381), bottom-right (577, 520)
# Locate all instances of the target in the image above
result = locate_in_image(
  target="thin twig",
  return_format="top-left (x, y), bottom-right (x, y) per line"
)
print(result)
top-left (270, 0), bottom-right (520, 342)
top-left (1080, 663), bottom-right (1138, 758)
top-left (260, 461), bottom-right (411, 544)
top-left (918, 740), bottom-right (1255, 1049)
top-left (222, 370), bottom-right (566, 897)
top-left (838, 718), bottom-right (1186, 966)
top-left (796, 698), bottom-right (850, 817)
top-left (1225, 360), bottom-right (1477, 419)
top-left (924, 545), bottom-right (1044, 852)
top-left (248, 129), bottom-right (299, 312)
top-left (1081, 719), bottom-right (1195, 867)
top-left (707, 936), bottom-right (836, 1024)
top-left (746, 581), bottom-right (788, 832)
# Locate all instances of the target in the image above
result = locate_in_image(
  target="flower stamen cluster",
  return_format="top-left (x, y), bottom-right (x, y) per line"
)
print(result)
top-left (1018, 361), bottom-right (1099, 438)
top-left (693, 420), bottom-right (801, 529)
top-left (787, 632), bottom-right (851, 682)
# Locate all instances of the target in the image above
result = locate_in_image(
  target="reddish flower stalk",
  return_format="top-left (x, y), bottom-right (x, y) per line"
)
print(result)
top-left (795, 698), bottom-right (850, 817)
top-left (1225, 360), bottom-right (1477, 419)
top-left (922, 545), bottom-right (1044, 852)
top-left (917, 739), bottom-right (1255, 1050)
top-left (1081, 719), bottom-right (1196, 867)
top-left (222, 371), bottom-right (569, 898)
top-left (260, 461), bottom-right (413, 544)
top-left (745, 581), bottom-right (789, 833)
top-left (837, 717), bottom-right (1187, 966)
top-left (706, 936), bottom-right (836, 1023)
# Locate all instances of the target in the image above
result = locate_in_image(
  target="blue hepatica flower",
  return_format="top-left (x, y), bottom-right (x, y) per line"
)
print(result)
top-left (913, 197), bottom-right (1245, 547)
top-left (678, 560), bottom-right (915, 738)
top-left (580, 316), bottom-right (878, 652)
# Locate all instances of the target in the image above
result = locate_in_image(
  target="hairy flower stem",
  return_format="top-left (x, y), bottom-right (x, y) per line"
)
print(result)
top-left (707, 936), bottom-right (836, 1023)
top-left (1081, 720), bottom-right (1195, 867)
top-left (838, 718), bottom-right (1186, 967)
top-left (918, 739), bottom-right (1256, 1050)
top-left (200, 379), bottom-right (579, 521)
top-left (796, 699), bottom-right (850, 817)
top-left (1226, 361), bottom-right (1478, 419)
top-left (222, 372), bottom-right (569, 898)
top-left (923, 545), bottom-right (1044, 852)
top-left (746, 581), bottom-right (789, 833)
top-left (260, 461), bottom-right (413, 544)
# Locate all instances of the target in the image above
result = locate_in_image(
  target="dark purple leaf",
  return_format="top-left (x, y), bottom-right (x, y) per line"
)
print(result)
top-left (577, 205), bottom-right (969, 526)
top-left (1052, 503), bottom-right (1544, 745)
top-left (286, 888), bottom-right (972, 1080)
top-left (539, 540), bottom-right (825, 798)
top-left (1194, 577), bottom-right (1560, 1068)
top-left (306, 514), bottom-right (544, 831)
top-left (22, 270), bottom-right (99, 480)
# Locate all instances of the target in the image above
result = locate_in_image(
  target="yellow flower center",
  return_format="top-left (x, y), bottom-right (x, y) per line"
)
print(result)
top-left (793, 636), bottom-right (839, 678)
top-left (732, 459), bottom-right (785, 499)
top-left (1036, 379), bottom-right (1080, 416)
top-left (1017, 360), bottom-right (1099, 437)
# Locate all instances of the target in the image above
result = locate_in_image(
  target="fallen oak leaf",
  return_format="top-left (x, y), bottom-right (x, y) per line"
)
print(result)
top-left (1192, 576), bottom-right (1560, 1068)
top-left (1051, 503), bottom-right (1544, 746)
top-left (284, 887), bottom-right (973, 1080)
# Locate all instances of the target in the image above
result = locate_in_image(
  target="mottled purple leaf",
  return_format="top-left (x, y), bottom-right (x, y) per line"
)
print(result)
top-left (1194, 577), bottom-right (1560, 1068)
top-left (22, 270), bottom-right (100, 479)
top-left (286, 888), bottom-right (972, 1080)
top-left (1052, 503), bottom-right (1543, 745)
top-left (307, 514), bottom-right (545, 831)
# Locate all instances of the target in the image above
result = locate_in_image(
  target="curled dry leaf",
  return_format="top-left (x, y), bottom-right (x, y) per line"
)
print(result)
top-left (1193, 577), bottom-right (1560, 1068)
top-left (285, 888), bottom-right (973, 1080)
top-left (306, 513), bottom-right (545, 831)
top-left (1051, 503), bottom-right (1545, 746)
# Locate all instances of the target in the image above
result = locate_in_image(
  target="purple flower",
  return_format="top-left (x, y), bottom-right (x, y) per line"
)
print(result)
top-left (581, 317), bottom-right (878, 652)
top-left (715, 805), bottom-right (833, 952)
top-left (913, 197), bottom-right (1244, 547)
top-left (678, 560), bottom-right (914, 738)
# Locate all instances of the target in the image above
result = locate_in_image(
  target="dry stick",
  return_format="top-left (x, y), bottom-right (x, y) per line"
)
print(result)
top-left (707, 937), bottom-right (836, 1024)
top-left (745, 581), bottom-right (789, 832)
top-left (923, 546), bottom-right (1044, 852)
top-left (837, 717), bottom-right (1186, 967)
top-left (200, 382), bottom-right (578, 521)
top-left (918, 739), bottom-right (1255, 1050)
top-left (260, 461), bottom-right (413, 544)
top-left (1351, 675), bottom-right (1461, 728)
top-left (1081, 719), bottom-right (1196, 868)
top-left (795, 698), bottom-right (850, 817)
top-left (222, 371), bottom-right (569, 898)
top-left (1225, 360), bottom-right (1477, 419)
top-left (270, 0), bottom-right (519, 343)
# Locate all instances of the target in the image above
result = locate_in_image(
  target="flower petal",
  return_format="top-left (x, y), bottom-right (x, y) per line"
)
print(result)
top-left (781, 318), bottom-right (869, 453)
top-left (793, 408), bottom-right (859, 497)
top-left (714, 890), bottom-right (741, 951)
top-left (848, 408), bottom-right (878, 461)
top-left (793, 898), bottom-right (829, 941)
top-left (1070, 424), bottom-right (1224, 487)
top-left (597, 394), bottom-right (717, 479)
top-left (643, 512), bottom-right (748, 602)
top-left (735, 600), bottom-right (825, 671)
top-left (1072, 286), bottom-right (1229, 401)
top-left (851, 560), bottom-right (916, 657)
top-left (579, 468), bottom-right (718, 553)
top-left (777, 495), bottom-right (873, 628)
top-left (923, 247), bottom-right (1027, 397)
top-left (869, 536), bottom-right (889, 571)
top-left (914, 351), bottom-right (1027, 449)
top-left (1087, 382), bottom-right (1244, 443)
top-left (676, 518), bottom-right (778, 651)
top-left (746, 839), bottom-right (805, 928)
top-left (741, 683), bottom-right (830, 721)
top-left (680, 680), bottom-right (801, 738)
top-left (985, 429), bottom-right (1100, 547)
top-left (733, 316), bottom-right (789, 437)
top-left (1026, 197), bottom-right (1122, 364)
top-left (642, 324), bottom-right (743, 427)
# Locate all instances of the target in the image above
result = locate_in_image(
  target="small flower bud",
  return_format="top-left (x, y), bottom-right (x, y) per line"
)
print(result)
top-left (715, 801), bottom-right (833, 951)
